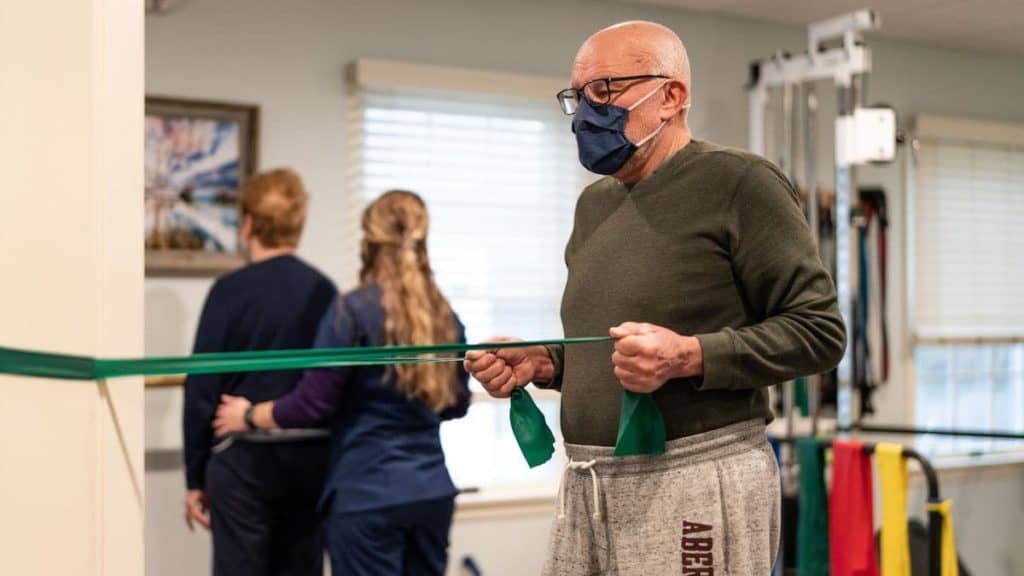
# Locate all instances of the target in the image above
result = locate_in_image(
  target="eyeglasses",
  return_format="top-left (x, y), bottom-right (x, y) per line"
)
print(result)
top-left (556, 75), bottom-right (669, 115)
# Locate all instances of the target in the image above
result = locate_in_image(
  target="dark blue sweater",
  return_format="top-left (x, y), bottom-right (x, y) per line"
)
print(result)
top-left (183, 255), bottom-right (336, 490)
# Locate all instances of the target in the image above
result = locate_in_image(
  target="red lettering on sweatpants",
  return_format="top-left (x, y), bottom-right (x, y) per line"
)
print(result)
top-left (681, 521), bottom-right (714, 575)
top-left (682, 521), bottom-right (712, 535)
top-left (681, 538), bottom-right (712, 552)
top-left (682, 551), bottom-right (713, 566)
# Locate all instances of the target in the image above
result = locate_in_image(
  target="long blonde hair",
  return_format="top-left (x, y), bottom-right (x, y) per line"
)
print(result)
top-left (359, 190), bottom-right (457, 412)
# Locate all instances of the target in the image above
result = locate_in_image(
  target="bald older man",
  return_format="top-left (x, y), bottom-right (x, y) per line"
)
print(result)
top-left (465, 21), bottom-right (845, 575)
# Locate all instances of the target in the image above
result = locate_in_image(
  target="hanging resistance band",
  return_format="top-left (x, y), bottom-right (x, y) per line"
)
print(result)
top-left (0, 336), bottom-right (666, 466)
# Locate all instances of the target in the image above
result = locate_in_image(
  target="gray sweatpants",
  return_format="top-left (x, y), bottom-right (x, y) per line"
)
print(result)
top-left (542, 419), bottom-right (780, 576)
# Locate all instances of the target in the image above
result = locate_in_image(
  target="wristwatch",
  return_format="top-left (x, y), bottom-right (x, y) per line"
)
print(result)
top-left (244, 405), bottom-right (257, 431)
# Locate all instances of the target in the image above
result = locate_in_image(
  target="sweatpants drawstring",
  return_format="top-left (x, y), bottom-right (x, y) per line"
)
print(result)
top-left (558, 458), bottom-right (600, 520)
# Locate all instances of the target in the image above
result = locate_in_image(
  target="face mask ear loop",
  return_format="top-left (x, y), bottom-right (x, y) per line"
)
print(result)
top-left (634, 120), bottom-right (667, 147)
top-left (626, 80), bottom-right (670, 112)
top-left (627, 80), bottom-right (675, 147)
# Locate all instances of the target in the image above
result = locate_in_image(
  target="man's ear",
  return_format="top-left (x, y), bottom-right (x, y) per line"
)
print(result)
top-left (240, 214), bottom-right (253, 245)
top-left (660, 79), bottom-right (689, 120)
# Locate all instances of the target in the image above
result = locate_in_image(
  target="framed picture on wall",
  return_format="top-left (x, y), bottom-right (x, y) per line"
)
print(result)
top-left (144, 96), bottom-right (259, 275)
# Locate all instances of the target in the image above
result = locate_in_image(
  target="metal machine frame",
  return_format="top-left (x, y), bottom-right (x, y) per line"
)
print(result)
top-left (748, 8), bottom-right (879, 433)
top-left (750, 11), bottom-right (952, 576)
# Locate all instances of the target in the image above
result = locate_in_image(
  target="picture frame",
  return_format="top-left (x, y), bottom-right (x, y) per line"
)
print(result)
top-left (144, 96), bottom-right (259, 275)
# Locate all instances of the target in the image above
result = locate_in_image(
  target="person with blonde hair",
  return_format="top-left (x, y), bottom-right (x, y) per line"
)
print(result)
top-left (214, 189), bottom-right (471, 576)
top-left (183, 168), bottom-right (336, 576)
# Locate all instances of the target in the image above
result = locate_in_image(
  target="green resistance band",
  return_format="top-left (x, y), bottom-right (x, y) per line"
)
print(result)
top-left (0, 336), bottom-right (666, 466)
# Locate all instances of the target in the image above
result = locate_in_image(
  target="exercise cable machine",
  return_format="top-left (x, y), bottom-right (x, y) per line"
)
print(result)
top-left (748, 8), bottom-right (896, 435)
top-left (751, 10), bottom-right (1024, 575)
top-left (749, 8), bottom-right (1024, 447)
top-left (750, 10), bottom-right (901, 574)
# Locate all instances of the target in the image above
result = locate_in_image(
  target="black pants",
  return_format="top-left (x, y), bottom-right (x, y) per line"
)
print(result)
top-left (205, 439), bottom-right (329, 576)
top-left (325, 497), bottom-right (455, 576)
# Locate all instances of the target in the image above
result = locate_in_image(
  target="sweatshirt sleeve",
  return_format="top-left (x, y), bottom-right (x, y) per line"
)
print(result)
top-left (535, 344), bottom-right (564, 391)
top-left (439, 314), bottom-right (472, 421)
top-left (271, 298), bottom-right (352, 428)
top-left (182, 283), bottom-right (229, 490)
top-left (695, 160), bottom-right (847, 391)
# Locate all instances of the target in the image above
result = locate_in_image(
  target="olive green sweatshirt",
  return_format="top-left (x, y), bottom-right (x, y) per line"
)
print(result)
top-left (544, 139), bottom-right (846, 447)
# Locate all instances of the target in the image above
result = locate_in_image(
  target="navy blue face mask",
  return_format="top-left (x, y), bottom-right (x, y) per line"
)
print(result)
top-left (572, 82), bottom-right (668, 175)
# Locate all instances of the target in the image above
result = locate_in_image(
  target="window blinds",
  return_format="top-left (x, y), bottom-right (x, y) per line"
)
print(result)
top-left (348, 87), bottom-right (590, 343)
top-left (348, 86), bottom-right (585, 489)
top-left (912, 138), bottom-right (1024, 340)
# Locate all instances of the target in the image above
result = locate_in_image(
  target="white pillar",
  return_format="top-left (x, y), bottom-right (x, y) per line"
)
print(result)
top-left (0, 1), bottom-right (144, 574)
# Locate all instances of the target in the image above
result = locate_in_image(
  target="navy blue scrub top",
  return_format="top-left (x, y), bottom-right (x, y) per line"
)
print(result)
top-left (272, 285), bottom-right (471, 515)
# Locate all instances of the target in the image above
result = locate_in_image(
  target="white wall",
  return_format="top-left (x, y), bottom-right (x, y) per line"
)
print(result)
top-left (0, 1), bottom-right (145, 574)
top-left (143, 0), bottom-right (1024, 574)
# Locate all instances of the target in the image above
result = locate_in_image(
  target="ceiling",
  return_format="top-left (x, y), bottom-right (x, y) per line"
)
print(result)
top-left (615, 0), bottom-right (1024, 56)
